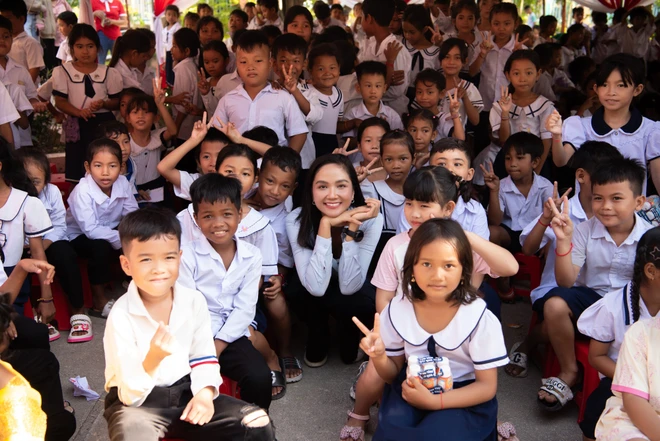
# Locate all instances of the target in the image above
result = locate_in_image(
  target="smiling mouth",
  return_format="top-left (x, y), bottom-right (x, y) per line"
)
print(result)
top-left (212, 230), bottom-right (229, 238)
top-left (324, 201), bottom-right (341, 209)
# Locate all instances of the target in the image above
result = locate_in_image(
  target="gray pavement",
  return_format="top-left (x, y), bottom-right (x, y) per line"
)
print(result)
top-left (52, 300), bottom-right (583, 441)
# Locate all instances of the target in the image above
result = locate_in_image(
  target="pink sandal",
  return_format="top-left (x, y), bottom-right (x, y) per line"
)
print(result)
top-left (339, 410), bottom-right (369, 441)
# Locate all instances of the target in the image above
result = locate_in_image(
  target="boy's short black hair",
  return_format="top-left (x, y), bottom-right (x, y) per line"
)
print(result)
top-left (568, 141), bottom-right (624, 176)
top-left (197, 3), bottom-right (213, 13)
top-left (173, 27), bottom-right (200, 57)
top-left (430, 138), bottom-right (473, 166)
top-left (451, 0), bottom-right (478, 19)
top-left (0, 1), bottom-right (27, 19)
top-left (262, 25), bottom-right (282, 41)
top-left (591, 11), bottom-right (607, 24)
top-left (613, 7), bottom-right (627, 23)
top-left (119, 207), bottom-right (182, 250)
top-left (0, 15), bottom-right (11, 33)
top-left (258, 0), bottom-right (279, 11)
top-left (232, 29), bottom-right (247, 48)
top-left (596, 53), bottom-right (645, 88)
top-left (203, 39), bottom-right (229, 59)
top-left (331, 4), bottom-right (344, 12)
top-left (362, 0), bottom-right (395, 27)
top-left (415, 68), bottom-right (446, 92)
top-left (355, 60), bottom-right (386, 82)
top-left (357, 117), bottom-right (391, 142)
top-left (308, 42), bottom-right (340, 71)
top-left (184, 12), bottom-right (200, 23)
top-left (126, 94), bottom-right (157, 116)
top-left (565, 23), bottom-right (585, 38)
top-left (98, 120), bottom-right (129, 140)
top-left (333, 40), bottom-right (356, 76)
top-left (196, 127), bottom-right (230, 162)
top-left (313, 1), bottom-right (331, 20)
top-left (320, 25), bottom-right (349, 42)
top-left (489, 2), bottom-right (518, 22)
top-left (261, 147), bottom-right (302, 179)
top-left (503, 132), bottom-right (544, 161)
top-left (591, 157), bottom-right (645, 196)
top-left (230, 8), bottom-right (249, 23)
top-left (15, 147), bottom-right (51, 185)
top-left (245, 1), bottom-right (256, 7)
top-left (271, 33), bottom-right (308, 59)
top-left (534, 42), bottom-right (561, 67)
top-left (235, 29), bottom-right (269, 53)
top-left (572, 6), bottom-right (584, 15)
top-left (57, 11), bottom-right (77, 26)
top-left (628, 6), bottom-right (648, 21)
top-left (242, 126), bottom-right (279, 148)
top-left (191, 173), bottom-right (242, 213)
top-left (539, 15), bottom-right (558, 30)
top-left (197, 16), bottom-right (224, 40)
top-left (165, 4), bottom-right (180, 15)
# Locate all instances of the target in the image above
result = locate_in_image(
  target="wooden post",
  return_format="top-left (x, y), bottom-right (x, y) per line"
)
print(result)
top-left (124, 0), bottom-right (131, 28)
top-left (561, 0), bottom-right (566, 32)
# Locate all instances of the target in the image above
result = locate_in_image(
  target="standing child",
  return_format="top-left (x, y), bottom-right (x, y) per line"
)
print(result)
top-left (108, 29), bottom-right (152, 91)
top-left (283, 5), bottom-right (313, 44)
top-left (560, 24), bottom-right (587, 71)
top-left (227, 9), bottom-right (249, 50)
top-left (532, 43), bottom-right (574, 102)
top-left (412, 70), bottom-right (465, 143)
top-left (66, 139), bottom-right (139, 318)
top-left (52, 24), bottom-right (122, 182)
top-left (0, 1), bottom-right (44, 84)
top-left (104, 207), bottom-right (275, 441)
top-left (618, 6), bottom-right (655, 59)
top-left (356, 219), bottom-right (508, 440)
top-left (55, 11), bottom-right (76, 63)
top-left (400, 5), bottom-right (440, 105)
top-left (162, 5), bottom-right (181, 87)
top-left (446, 1), bottom-right (482, 78)
top-left (135, 28), bottom-right (158, 96)
top-left (248, 0), bottom-right (283, 31)
top-left (197, 40), bottom-right (230, 115)
top-left (534, 15), bottom-right (557, 46)
top-left (439, 38), bottom-right (483, 127)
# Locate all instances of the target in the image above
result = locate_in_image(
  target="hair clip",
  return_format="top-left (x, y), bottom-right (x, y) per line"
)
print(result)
top-left (431, 114), bottom-right (439, 121)
top-left (651, 246), bottom-right (660, 262)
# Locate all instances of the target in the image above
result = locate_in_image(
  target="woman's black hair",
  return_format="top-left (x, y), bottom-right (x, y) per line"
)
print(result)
top-left (197, 16), bottom-right (224, 41)
top-left (109, 29), bottom-right (151, 67)
top-left (203, 39), bottom-right (230, 60)
top-left (0, 138), bottom-right (37, 197)
top-left (85, 138), bottom-right (122, 165)
top-left (214, 143), bottom-right (259, 176)
top-left (173, 27), bottom-right (201, 58)
top-left (630, 227), bottom-right (660, 322)
top-left (380, 130), bottom-right (415, 156)
top-left (403, 4), bottom-right (433, 40)
top-left (403, 166), bottom-right (460, 205)
top-left (125, 93), bottom-right (157, 116)
top-left (430, 138), bottom-right (474, 202)
top-left (401, 218), bottom-right (478, 304)
top-left (284, 5), bottom-right (313, 30)
top-left (296, 154), bottom-right (366, 249)
top-left (68, 23), bottom-right (101, 49)
top-left (15, 147), bottom-right (51, 185)
top-left (451, 0), bottom-right (479, 20)
top-left (357, 117), bottom-right (390, 143)
top-left (595, 53), bottom-right (645, 89)
top-left (439, 38), bottom-right (469, 63)
top-left (403, 108), bottom-right (440, 131)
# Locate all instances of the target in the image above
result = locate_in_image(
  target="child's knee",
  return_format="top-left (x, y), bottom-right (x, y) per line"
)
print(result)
top-left (543, 296), bottom-right (570, 318)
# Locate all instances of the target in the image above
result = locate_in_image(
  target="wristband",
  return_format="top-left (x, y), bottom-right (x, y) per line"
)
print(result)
top-left (36, 298), bottom-right (53, 303)
top-left (538, 219), bottom-right (550, 227)
top-left (555, 243), bottom-right (573, 257)
top-left (501, 117), bottom-right (509, 121)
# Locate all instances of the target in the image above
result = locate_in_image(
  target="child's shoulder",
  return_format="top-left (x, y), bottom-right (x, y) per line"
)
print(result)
top-left (533, 173), bottom-right (554, 189)
top-left (236, 207), bottom-right (273, 238)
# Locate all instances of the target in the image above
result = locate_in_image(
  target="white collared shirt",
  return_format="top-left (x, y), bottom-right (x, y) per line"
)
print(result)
top-left (311, 85), bottom-right (344, 135)
top-left (213, 82), bottom-right (309, 146)
top-left (560, 46), bottom-right (587, 71)
top-left (490, 95), bottom-right (555, 141)
top-left (479, 34), bottom-right (517, 112)
top-left (362, 180), bottom-right (404, 234)
top-left (402, 38), bottom-right (441, 87)
top-left (571, 214), bottom-right (652, 296)
top-left (620, 23), bottom-right (655, 59)
top-left (130, 128), bottom-right (166, 202)
top-left (201, 78), bottom-right (222, 115)
top-left (533, 71), bottom-right (557, 102)
top-left (247, 16), bottom-right (283, 31)
top-left (343, 100), bottom-right (403, 138)
top-left (440, 80), bottom-right (483, 128)
top-left (114, 58), bottom-right (142, 90)
top-left (104, 281), bottom-right (221, 407)
top-left (357, 33), bottom-right (412, 115)
top-left (215, 71), bottom-right (242, 99)
top-left (380, 296), bottom-right (508, 382)
top-left (297, 82), bottom-right (325, 169)
top-left (520, 194), bottom-right (588, 304)
top-left (9, 32), bottom-right (44, 85)
top-left (56, 38), bottom-right (72, 63)
top-left (286, 207), bottom-right (384, 296)
top-left (3, 81), bottom-right (33, 149)
top-left (337, 74), bottom-right (362, 112)
top-left (66, 174), bottom-right (139, 249)
top-left (0, 58), bottom-right (38, 101)
top-left (0, 81), bottom-right (19, 126)
top-left (236, 207), bottom-right (279, 276)
top-left (498, 173), bottom-right (554, 231)
top-left (0, 188), bottom-right (52, 267)
top-left (396, 197), bottom-right (489, 240)
top-left (52, 62), bottom-right (123, 112)
top-left (173, 57), bottom-right (202, 139)
top-left (313, 17), bottom-right (346, 34)
top-left (136, 65), bottom-right (156, 96)
top-left (38, 183), bottom-right (67, 244)
top-left (179, 237), bottom-right (262, 343)
top-left (259, 198), bottom-right (293, 268)
top-left (162, 22), bottom-right (182, 52)
top-left (173, 171), bottom-right (200, 201)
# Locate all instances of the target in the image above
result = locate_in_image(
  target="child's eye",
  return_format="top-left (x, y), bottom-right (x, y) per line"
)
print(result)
top-left (445, 264), bottom-right (454, 269)
top-left (140, 258), bottom-right (151, 263)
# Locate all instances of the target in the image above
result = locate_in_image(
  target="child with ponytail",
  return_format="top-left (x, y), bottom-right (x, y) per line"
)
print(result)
top-left (108, 29), bottom-right (153, 91)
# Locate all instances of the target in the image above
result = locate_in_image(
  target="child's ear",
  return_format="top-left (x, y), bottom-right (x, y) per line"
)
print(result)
top-left (634, 83), bottom-right (644, 97)
top-left (355, 82), bottom-right (361, 94)
top-left (83, 161), bottom-right (90, 174)
top-left (466, 167), bottom-right (475, 182)
top-left (443, 200), bottom-right (456, 216)
top-left (575, 168), bottom-right (586, 184)
top-left (119, 254), bottom-right (132, 277)
top-left (644, 261), bottom-right (658, 281)
top-left (531, 156), bottom-right (541, 170)
top-left (635, 194), bottom-right (646, 212)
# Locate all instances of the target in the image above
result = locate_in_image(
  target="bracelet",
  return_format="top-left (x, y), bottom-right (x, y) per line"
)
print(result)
top-left (386, 62), bottom-right (394, 68)
top-left (555, 243), bottom-right (573, 257)
top-left (501, 117), bottom-right (509, 121)
top-left (36, 298), bottom-right (53, 303)
top-left (538, 219), bottom-right (550, 227)
top-left (450, 113), bottom-right (460, 119)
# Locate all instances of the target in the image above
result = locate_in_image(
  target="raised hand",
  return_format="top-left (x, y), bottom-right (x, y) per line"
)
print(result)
top-left (197, 68), bottom-right (211, 96)
top-left (447, 89), bottom-right (461, 117)
top-left (479, 161), bottom-right (500, 192)
top-left (190, 111), bottom-right (210, 143)
top-left (332, 138), bottom-right (359, 156)
top-left (414, 151), bottom-right (430, 170)
top-left (549, 196), bottom-right (573, 243)
top-left (149, 322), bottom-right (177, 360)
top-left (452, 78), bottom-right (466, 101)
top-left (498, 86), bottom-right (512, 115)
top-left (425, 25), bottom-right (443, 46)
top-left (211, 117), bottom-right (242, 143)
top-left (541, 181), bottom-right (571, 225)
top-left (169, 91), bottom-right (191, 106)
top-left (479, 31), bottom-right (493, 56)
top-left (355, 157), bottom-right (383, 183)
top-left (153, 78), bottom-right (166, 106)
top-left (351, 197), bottom-right (381, 222)
top-left (384, 40), bottom-right (403, 63)
top-left (545, 110), bottom-right (563, 137)
top-left (513, 34), bottom-right (529, 51)
top-left (282, 64), bottom-right (298, 93)
top-left (353, 313), bottom-right (385, 358)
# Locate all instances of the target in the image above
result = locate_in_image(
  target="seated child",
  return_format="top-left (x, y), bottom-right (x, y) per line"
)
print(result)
top-left (178, 174), bottom-right (273, 410)
top-left (184, 11), bottom-right (200, 30)
top-left (66, 139), bottom-right (139, 318)
top-left (533, 43), bottom-right (574, 102)
top-left (560, 24), bottom-right (587, 71)
top-left (226, 9), bottom-right (249, 50)
top-left (348, 117), bottom-right (390, 186)
top-left (247, 0), bottom-right (283, 31)
top-left (104, 207), bottom-right (275, 441)
top-left (438, 38), bottom-right (483, 127)
top-left (98, 121), bottom-right (137, 197)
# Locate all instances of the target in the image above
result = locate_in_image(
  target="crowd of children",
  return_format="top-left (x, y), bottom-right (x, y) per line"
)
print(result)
top-left (3, 0), bottom-right (660, 439)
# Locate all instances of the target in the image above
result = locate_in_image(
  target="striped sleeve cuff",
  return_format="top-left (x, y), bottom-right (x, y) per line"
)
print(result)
top-left (190, 355), bottom-right (219, 369)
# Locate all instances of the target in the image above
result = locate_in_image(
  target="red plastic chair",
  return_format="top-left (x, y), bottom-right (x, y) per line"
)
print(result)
top-left (512, 253), bottom-right (542, 298)
top-left (542, 340), bottom-right (600, 423)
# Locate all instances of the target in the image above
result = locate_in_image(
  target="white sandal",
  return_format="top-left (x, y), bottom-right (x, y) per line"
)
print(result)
top-left (68, 314), bottom-right (93, 343)
top-left (505, 341), bottom-right (528, 378)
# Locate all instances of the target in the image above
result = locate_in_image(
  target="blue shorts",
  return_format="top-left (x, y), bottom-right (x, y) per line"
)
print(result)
top-left (250, 304), bottom-right (268, 334)
top-left (532, 286), bottom-right (602, 322)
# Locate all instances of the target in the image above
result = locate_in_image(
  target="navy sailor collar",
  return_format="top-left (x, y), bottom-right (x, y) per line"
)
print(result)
top-left (591, 106), bottom-right (643, 136)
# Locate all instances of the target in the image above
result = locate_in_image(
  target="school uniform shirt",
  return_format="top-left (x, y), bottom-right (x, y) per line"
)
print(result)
top-left (337, 74), bottom-right (362, 112)
top-left (313, 17), bottom-right (346, 34)
top-left (358, 34), bottom-right (412, 115)
top-left (201, 79), bottom-right (222, 115)
top-left (430, 9), bottom-right (453, 34)
top-left (310, 85), bottom-right (343, 136)
top-left (472, 142), bottom-right (501, 186)
top-left (498, 173), bottom-right (553, 231)
top-left (439, 80), bottom-right (483, 128)
top-left (533, 72), bottom-right (556, 102)
top-left (236, 207), bottom-right (279, 277)
top-left (380, 295), bottom-right (508, 382)
top-left (361, 180), bottom-right (404, 234)
top-left (130, 128), bottom-right (166, 203)
top-left (490, 96), bottom-right (555, 141)
top-left (136, 65), bottom-right (157, 97)
top-left (0, 188), bottom-right (52, 267)
top-left (564, 107), bottom-right (660, 195)
top-left (215, 71), bottom-right (242, 100)
top-left (103, 281), bottom-right (221, 407)
top-left (0, 81), bottom-right (20, 128)
top-left (286, 207), bottom-right (384, 296)
top-left (3, 81), bottom-right (34, 149)
top-left (179, 236), bottom-right (262, 343)
top-left (620, 23), bottom-right (655, 59)
top-left (258, 198), bottom-right (294, 269)
top-left (402, 40), bottom-right (441, 88)
top-left (343, 101), bottom-right (403, 138)
top-left (213, 83), bottom-right (309, 147)
top-left (55, 38), bottom-right (72, 63)
top-left (172, 57), bottom-right (202, 139)
top-left (247, 16), bottom-right (283, 31)
top-left (8, 32), bottom-right (45, 85)
top-left (520, 194), bottom-right (588, 305)
top-left (647, 39), bottom-right (660, 63)
top-left (479, 34), bottom-right (517, 112)
top-left (444, 30), bottom-right (483, 72)
top-left (66, 174), bottom-right (139, 250)
top-left (572, 214), bottom-right (652, 297)
top-left (177, 204), bottom-right (204, 245)
top-left (124, 156), bottom-right (138, 197)
top-left (38, 183), bottom-right (67, 244)
top-left (173, 171), bottom-right (200, 201)
top-left (162, 22), bottom-right (181, 52)
top-left (114, 59), bottom-right (142, 90)
top-left (297, 82), bottom-right (324, 169)
top-left (52, 62), bottom-right (123, 114)
top-left (560, 46), bottom-right (587, 71)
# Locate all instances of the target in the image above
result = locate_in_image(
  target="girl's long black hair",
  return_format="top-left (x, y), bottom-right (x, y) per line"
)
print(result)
top-left (631, 227), bottom-right (660, 322)
top-left (0, 138), bottom-right (37, 197)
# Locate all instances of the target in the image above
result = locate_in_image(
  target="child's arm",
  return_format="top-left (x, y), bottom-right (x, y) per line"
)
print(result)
top-left (15, 111), bottom-right (29, 130)
top-left (354, 313), bottom-right (404, 383)
top-left (497, 87), bottom-right (512, 143)
top-left (288, 133), bottom-right (307, 154)
top-left (545, 110), bottom-right (576, 167)
top-left (281, 69), bottom-right (312, 116)
top-left (383, 40), bottom-right (402, 88)
top-left (376, 289), bottom-right (395, 314)
top-left (29, 237), bottom-right (55, 323)
top-left (469, 33), bottom-right (492, 77)
top-left (522, 183), bottom-right (570, 255)
top-left (465, 231), bottom-right (518, 277)
top-left (154, 79), bottom-right (179, 141)
top-left (3, 259), bottom-right (54, 304)
top-left (213, 119), bottom-right (272, 157)
top-left (69, 189), bottom-right (123, 249)
top-left (447, 92), bottom-right (465, 140)
top-left (480, 161), bottom-right (503, 225)
top-left (622, 393), bottom-right (660, 440)
top-left (550, 196), bottom-right (581, 287)
top-left (337, 118), bottom-right (362, 134)
top-left (0, 122), bottom-right (13, 146)
top-left (158, 115), bottom-right (209, 186)
top-left (588, 340), bottom-right (616, 379)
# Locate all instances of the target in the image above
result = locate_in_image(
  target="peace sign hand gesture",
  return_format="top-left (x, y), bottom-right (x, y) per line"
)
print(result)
top-left (447, 90), bottom-right (461, 117)
top-left (282, 64), bottom-right (298, 94)
top-left (479, 31), bottom-right (493, 56)
top-left (153, 78), bottom-right (166, 107)
top-left (190, 111), bottom-right (211, 144)
top-left (452, 78), bottom-right (466, 101)
top-left (197, 68), bottom-right (211, 96)
top-left (479, 161), bottom-right (499, 192)
top-left (541, 181), bottom-right (571, 225)
top-left (513, 34), bottom-right (529, 51)
top-left (498, 86), bottom-right (512, 115)
top-left (355, 157), bottom-right (383, 183)
top-left (353, 313), bottom-right (385, 359)
top-left (549, 195), bottom-right (573, 244)
top-left (425, 25), bottom-right (443, 46)
top-left (545, 110), bottom-right (563, 137)
top-left (211, 116), bottom-right (241, 143)
top-left (332, 138), bottom-right (359, 156)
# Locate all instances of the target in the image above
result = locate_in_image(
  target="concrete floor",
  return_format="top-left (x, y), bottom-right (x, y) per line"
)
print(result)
top-left (51, 299), bottom-right (583, 441)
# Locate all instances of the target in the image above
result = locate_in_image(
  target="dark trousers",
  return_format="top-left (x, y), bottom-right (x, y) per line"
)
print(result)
top-left (65, 112), bottom-right (115, 181)
top-left (70, 235), bottom-right (116, 286)
top-left (219, 336), bottom-right (272, 411)
top-left (104, 376), bottom-right (275, 441)
top-left (5, 264), bottom-right (33, 315)
top-left (8, 348), bottom-right (77, 440)
top-left (9, 314), bottom-right (49, 350)
top-left (42, 38), bottom-right (57, 71)
top-left (46, 240), bottom-right (84, 309)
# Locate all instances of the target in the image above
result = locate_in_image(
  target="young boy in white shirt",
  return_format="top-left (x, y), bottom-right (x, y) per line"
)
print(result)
top-left (0, 2), bottom-right (44, 85)
top-left (55, 11), bottom-right (76, 64)
top-left (104, 207), bottom-right (275, 441)
top-left (535, 158), bottom-right (652, 411)
top-left (178, 174), bottom-right (273, 411)
top-left (357, 0), bottom-right (411, 115)
top-left (247, 0), bottom-right (283, 31)
top-left (213, 31), bottom-right (308, 153)
top-left (162, 5), bottom-right (181, 87)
